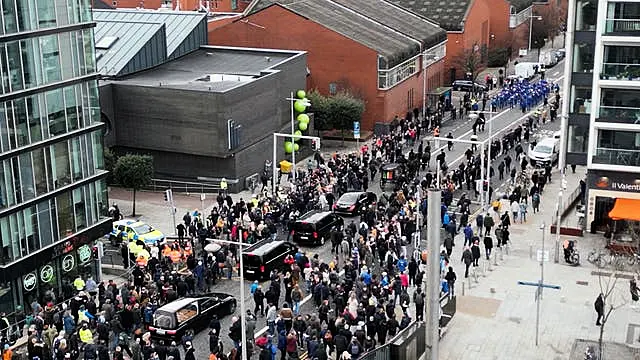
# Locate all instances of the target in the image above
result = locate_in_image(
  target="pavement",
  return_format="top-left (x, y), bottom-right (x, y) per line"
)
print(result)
top-left (103, 60), bottom-right (592, 359)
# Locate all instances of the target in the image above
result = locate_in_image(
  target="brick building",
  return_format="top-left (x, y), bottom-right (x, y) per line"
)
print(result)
top-left (95, 0), bottom-right (251, 12)
top-left (208, 0), bottom-right (447, 130)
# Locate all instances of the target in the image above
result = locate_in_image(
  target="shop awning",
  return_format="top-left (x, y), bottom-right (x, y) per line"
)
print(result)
top-left (609, 198), bottom-right (640, 221)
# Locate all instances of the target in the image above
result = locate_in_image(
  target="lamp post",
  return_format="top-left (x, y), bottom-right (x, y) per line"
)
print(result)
top-left (528, 13), bottom-right (543, 51)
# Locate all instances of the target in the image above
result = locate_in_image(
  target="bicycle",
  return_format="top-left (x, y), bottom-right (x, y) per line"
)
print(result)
top-left (587, 249), bottom-right (607, 268)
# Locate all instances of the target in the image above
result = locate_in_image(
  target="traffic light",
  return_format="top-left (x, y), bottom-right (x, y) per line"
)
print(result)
top-left (164, 189), bottom-right (173, 203)
top-left (92, 245), bottom-right (99, 259)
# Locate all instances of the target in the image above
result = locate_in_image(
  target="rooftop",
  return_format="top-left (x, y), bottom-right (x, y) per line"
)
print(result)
top-left (386, 0), bottom-right (472, 31)
top-left (113, 46), bottom-right (303, 92)
top-left (94, 9), bottom-right (206, 56)
top-left (250, 0), bottom-right (445, 67)
top-left (510, 0), bottom-right (548, 13)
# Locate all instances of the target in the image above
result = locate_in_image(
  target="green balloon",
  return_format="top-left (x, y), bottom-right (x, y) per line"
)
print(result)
top-left (298, 121), bottom-right (308, 131)
top-left (297, 113), bottom-right (310, 123)
top-left (294, 143), bottom-right (300, 151)
top-left (296, 90), bottom-right (306, 99)
top-left (294, 130), bottom-right (302, 142)
top-left (294, 100), bottom-right (307, 113)
top-left (284, 141), bottom-right (293, 154)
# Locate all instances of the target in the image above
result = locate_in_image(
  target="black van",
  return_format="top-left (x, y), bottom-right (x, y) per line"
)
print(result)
top-left (242, 239), bottom-right (298, 280)
top-left (291, 211), bottom-right (344, 246)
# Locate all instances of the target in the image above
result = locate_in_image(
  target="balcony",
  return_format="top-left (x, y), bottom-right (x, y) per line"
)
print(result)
top-left (598, 106), bottom-right (640, 124)
top-left (593, 148), bottom-right (640, 167)
top-left (604, 19), bottom-right (640, 35)
top-left (601, 63), bottom-right (640, 81)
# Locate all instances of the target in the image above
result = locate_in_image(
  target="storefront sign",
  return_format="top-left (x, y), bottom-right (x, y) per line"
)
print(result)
top-left (23, 273), bottom-right (36, 292)
top-left (40, 265), bottom-right (54, 283)
top-left (588, 171), bottom-right (640, 193)
top-left (62, 255), bottom-right (75, 272)
top-left (78, 245), bottom-right (92, 264)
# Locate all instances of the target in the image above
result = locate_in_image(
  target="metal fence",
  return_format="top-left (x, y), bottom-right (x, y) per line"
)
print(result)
top-left (359, 321), bottom-right (425, 360)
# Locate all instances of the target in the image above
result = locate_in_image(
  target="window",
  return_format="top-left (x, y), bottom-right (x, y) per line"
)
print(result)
top-left (576, 0), bottom-right (597, 31)
top-left (605, 2), bottom-right (640, 34)
top-left (570, 86), bottom-right (592, 114)
top-left (407, 88), bottom-right (414, 110)
top-left (593, 129), bottom-right (640, 166)
top-left (329, 83), bottom-right (337, 95)
top-left (176, 303), bottom-right (198, 324)
top-left (378, 56), bottom-right (419, 89)
top-left (572, 42), bottom-right (594, 73)
top-left (56, 191), bottom-right (74, 238)
top-left (568, 125), bottom-right (588, 153)
top-left (51, 140), bottom-right (71, 188)
top-left (95, 36), bottom-right (119, 50)
top-left (599, 88), bottom-right (640, 124)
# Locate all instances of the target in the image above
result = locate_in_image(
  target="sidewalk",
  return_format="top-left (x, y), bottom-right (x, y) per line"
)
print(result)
top-left (438, 165), bottom-right (638, 360)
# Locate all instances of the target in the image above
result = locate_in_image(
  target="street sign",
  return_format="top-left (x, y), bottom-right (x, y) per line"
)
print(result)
top-left (353, 121), bottom-right (360, 139)
top-left (536, 250), bottom-right (550, 262)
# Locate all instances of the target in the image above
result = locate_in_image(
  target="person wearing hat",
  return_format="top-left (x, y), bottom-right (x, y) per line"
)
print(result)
top-left (2, 343), bottom-right (12, 360)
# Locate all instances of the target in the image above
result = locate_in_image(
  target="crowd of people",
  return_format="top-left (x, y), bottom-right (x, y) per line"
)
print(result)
top-left (0, 73), bottom-right (561, 360)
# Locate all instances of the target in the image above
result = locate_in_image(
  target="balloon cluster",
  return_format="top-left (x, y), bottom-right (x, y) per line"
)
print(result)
top-left (285, 90), bottom-right (310, 154)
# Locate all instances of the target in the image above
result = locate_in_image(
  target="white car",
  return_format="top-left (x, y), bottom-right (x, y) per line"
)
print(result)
top-left (528, 137), bottom-right (560, 166)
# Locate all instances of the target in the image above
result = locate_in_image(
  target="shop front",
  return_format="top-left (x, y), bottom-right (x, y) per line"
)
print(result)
top-left (0, 218), bottom-right (111, 314)
top-left (586, 170), bottom-right (640, 249)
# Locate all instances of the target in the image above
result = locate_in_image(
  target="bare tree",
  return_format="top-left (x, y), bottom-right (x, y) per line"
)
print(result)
top-left (453, 48), bottom-right (483, 83)
top-left (597, 271), bottom-right (627, 359)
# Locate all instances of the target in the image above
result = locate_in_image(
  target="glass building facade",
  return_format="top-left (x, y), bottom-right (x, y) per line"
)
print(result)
top-left (0, 0), bottom-right (111, 313)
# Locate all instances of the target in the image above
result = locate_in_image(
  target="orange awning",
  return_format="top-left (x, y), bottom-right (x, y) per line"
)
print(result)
top-left (609, 198), bottom-right (640, 221)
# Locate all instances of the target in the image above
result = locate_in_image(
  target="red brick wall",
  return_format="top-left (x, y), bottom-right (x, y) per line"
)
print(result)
top-left (445, 0), bottom-right (491, 82)
top-left (379, 60), bottom-right (444, 122)
top-left (106, 0), bottom-right (249, 11)
top-left (208, 5), bottom-right (382, 129)
top-left (488, 0), bottom-right (511, 49)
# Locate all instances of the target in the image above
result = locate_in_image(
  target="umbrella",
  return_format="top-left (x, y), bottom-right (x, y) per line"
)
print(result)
top-left (204, 243), bottom-right (222, 253)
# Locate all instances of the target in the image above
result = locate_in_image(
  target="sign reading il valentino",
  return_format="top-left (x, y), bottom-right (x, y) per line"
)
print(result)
top-left (589, 171), bottom-right (640, 193)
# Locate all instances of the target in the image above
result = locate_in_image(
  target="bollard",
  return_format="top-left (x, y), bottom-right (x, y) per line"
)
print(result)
top-left (467, 275), bottom-right (472, 290)
top-left (487, 258), bottom-right (493, 272)
top-left (494, 250), bottom-right (498, 266)
top-left (462, 281), bottom-right (466, 296)
top-left (481, 261), bottom-right (487, 277)
top-left (506, 242), bottom-right (510, 256)
top-left (529, 243), bottom-right (533, 259)
top-left (500, 247), bottom-right (504, 261)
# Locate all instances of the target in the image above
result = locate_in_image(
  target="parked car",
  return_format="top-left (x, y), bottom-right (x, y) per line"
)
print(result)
top-left (106, 219), bottom-right (165, 246)
top-left (291, 211), bottom-right (344, 246)
top-left (149, 293), bottom-right (236, 342)
top-left (242, 239), bottom-right (298, 280)
top-left (333, 191), bottom-right (377, 215)
top-left (452, 80), bottom-right (487, 92)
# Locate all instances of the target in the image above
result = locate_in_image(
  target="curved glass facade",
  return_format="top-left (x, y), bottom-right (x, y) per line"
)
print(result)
top-left (0, 0), bottom-right (109, 312)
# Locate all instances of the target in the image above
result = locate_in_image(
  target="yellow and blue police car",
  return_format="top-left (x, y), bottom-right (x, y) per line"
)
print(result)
top-left (107, 219), bottom-right (165, 246)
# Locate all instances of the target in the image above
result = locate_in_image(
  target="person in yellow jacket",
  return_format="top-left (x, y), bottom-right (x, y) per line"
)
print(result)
top-left (78, 323), bottom-right (93, 344)
top-left (73, 276), bottom-right (85, 291)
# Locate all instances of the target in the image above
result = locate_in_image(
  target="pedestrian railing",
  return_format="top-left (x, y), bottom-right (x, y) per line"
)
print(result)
top-left (359, 321), bottom-right (425, 360)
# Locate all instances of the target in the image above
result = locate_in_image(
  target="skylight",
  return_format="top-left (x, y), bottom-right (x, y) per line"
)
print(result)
top-left (95, 36), bottom-right (119, 50)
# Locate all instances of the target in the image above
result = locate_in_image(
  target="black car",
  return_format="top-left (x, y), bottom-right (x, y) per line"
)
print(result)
top-left (242, 239), bottom-right (298, 280)
top-left (149, 293), bottom-right (236, 342)
top-left (452, 80), bottom-right (487, 92)
top-left (291, 211), bottom-right (344, 246)
top-left (333, 191), bottom-right (377, 215)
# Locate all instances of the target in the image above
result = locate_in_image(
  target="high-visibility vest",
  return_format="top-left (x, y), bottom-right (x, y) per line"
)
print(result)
top-left (136, 255), bottom-right (148, 266)
top-left (170, 250), bottom-right (182, 263)
top-left (220, 180), bottom-right (228, 190)
top-left (74, 277), bottom-right (85, 291)
top-left (79, 328), bottom-right (93, 344)
top-left (162, 245), bottom-right (172, 258)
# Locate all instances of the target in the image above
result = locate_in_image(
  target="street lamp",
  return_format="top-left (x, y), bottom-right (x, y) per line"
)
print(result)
top-left (528, 13), bottom-right (543, 51)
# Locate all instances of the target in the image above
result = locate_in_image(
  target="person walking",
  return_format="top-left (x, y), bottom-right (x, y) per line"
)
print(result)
top-left (483, 213), bottom-right (494, 236)
top-left (471, 241), bottom-right (481, 267)
top-left (483, 235), bottom-right (493, 260)
top-left (461, 247), bottom-right (472, 278)
top-left (445, 267), bottom-right (457, 297)
top-left (595, 293), bottom-right (604, 326)
top-left (413, 288), bottom-right (425, 321)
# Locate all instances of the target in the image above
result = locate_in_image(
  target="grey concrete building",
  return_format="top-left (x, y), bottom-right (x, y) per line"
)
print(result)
top-left (100, 45), bottom-right (307, 188)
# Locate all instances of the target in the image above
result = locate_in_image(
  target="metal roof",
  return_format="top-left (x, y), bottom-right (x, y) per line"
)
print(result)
top-left (331, 0), bottom-right (446, 50)
top-left (387, 0), bottom-right (472, 31)
top-left (93, 9), bottom-right (206, 58)
top-left (94, 20), bottom-right (164, 76)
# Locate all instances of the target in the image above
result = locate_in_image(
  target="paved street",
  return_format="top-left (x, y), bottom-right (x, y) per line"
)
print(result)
top-left (103, 59), bottom-right (573, 358)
